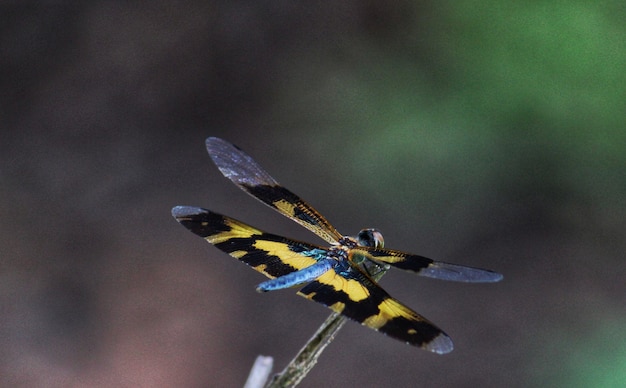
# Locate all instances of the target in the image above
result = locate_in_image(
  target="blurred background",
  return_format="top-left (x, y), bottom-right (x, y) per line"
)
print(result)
top-left (2, 2), bottom-right (625, 387)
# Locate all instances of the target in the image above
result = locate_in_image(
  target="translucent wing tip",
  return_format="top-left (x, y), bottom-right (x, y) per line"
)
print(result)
top-left (485, 271), bottom-right (504, 282)
top-left (459, 267), bottom-right (503, 283)
top-left (425, 332), bottom-right (454, 354)
top-left (205, 136), bottom-right (245, 158)
top-left (424, 263), bottom-right (504, 283)
top-left (206, 136), bottom-right (228, 149)
top-left (171, 205), bottom-right (205, 219)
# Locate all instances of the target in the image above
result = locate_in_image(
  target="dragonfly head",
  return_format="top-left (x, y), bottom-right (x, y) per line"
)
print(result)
top-left (357, 228), bottom-right (385, 249)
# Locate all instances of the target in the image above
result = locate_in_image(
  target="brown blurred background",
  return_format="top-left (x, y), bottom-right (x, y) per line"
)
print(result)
top-left (2, 2), bottom-right (625, 387)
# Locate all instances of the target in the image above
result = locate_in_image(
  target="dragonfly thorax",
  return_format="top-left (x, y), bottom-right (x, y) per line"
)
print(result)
top-left (328, 243), bottom-right (351, 261)
top-left (337, 236), bottom-right (358, 249)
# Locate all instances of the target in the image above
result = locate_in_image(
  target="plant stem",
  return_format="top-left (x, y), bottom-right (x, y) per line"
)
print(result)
top-left (265, 260), bottom-right (389, 387)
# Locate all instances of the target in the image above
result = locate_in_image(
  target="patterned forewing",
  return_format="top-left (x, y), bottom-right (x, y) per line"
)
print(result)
top-left (205, 137), bottom-right (343, 245)
top-left (172, 206), bottom-right (326, 279)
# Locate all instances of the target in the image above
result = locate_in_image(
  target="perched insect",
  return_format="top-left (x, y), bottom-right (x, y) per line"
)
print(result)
top-left (172, 137), bottom-right (502, 354)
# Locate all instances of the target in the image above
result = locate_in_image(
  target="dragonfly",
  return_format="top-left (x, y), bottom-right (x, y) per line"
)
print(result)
top-left (172, 137), bottom-right (502, 354)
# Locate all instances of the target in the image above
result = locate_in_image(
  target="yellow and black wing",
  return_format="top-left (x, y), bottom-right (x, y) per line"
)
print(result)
top-left (172, 206), bottom-right (324, 279)
top-left (172, 206), bottom-right (453, 354)
top-left (205, 137), bottom-right (343, 245)
top-left (298, 263), bottom-right (453, 354)
top-left (350, 247), bottom-right (504, 283)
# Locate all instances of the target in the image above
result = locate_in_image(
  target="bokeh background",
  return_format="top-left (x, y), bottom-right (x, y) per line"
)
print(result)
top-left (2, 2), bottom-right (625, 387)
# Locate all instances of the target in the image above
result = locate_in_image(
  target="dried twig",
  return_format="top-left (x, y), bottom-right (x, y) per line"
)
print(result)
top-left (244, 260), bottom-right (389, 387)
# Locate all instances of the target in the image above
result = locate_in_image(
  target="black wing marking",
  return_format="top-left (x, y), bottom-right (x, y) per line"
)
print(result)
top-left (350, 247), bottom-right (503, 283)
top-left (205, 137), bottom-right (343, 244)
top-left (298, 260), bottom-right (453, 354)
top-left (172, 206), bottom-right (327, 279)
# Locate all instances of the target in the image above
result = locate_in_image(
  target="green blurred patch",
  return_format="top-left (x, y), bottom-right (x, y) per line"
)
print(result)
top-left (433, 0), bottom-right (626, 215)
top-left (531, 321), bottom-right (626, 388)
top-left (269, 0), bottom-right (626, 229)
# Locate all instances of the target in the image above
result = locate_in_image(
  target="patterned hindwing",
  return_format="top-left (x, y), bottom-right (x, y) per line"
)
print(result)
top-left (351, 247), bottom-right (504, 283)
top-left (205, 137), bottom-right (343, 245)
top-left (172, 206), bottom-right (329, 279)
top-left (297, 261), bottom-right (454, 354)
